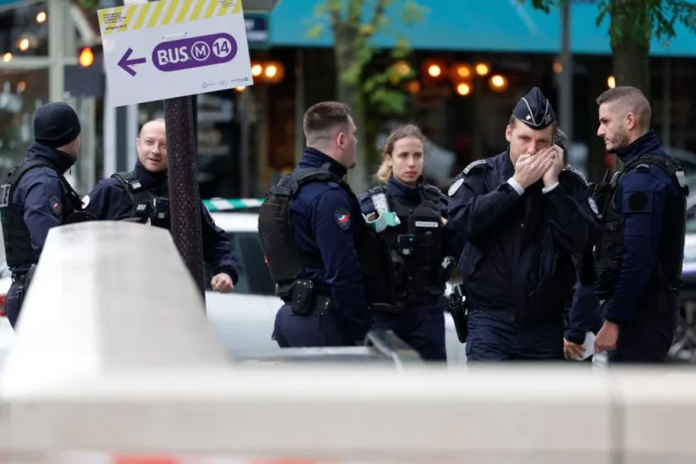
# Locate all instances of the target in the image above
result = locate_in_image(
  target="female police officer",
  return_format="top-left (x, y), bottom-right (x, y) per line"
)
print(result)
top-left (358, 125), bottom-right (463, 361)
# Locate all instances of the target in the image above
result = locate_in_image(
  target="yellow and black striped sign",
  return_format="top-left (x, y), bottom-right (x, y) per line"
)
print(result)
top-left (98, 0), bottom-right (242, 35)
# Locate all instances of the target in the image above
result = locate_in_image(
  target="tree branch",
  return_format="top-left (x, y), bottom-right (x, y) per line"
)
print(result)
top-left (330, 8), bottom-right (341, 30)
top-left (368, 0), bottom-right (388, 35)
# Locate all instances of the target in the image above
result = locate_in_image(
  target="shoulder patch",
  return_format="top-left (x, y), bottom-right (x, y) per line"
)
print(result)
top-left (462, 159), bottom-right (488, 175)
top-left (562, 165), bottom-right (588, 185)
top-left (334, 207), bottom-right (351, 230)
top-left (625, 190), bottom-right (653, 213)
top-left (49, 195), bottom-right (62, 216)
top-left (448, 178), bottom-right (464, 197)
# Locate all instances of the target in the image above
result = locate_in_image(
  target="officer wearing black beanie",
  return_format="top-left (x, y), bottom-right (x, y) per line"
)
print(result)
top-left (0, 102), bottom-right (95, 328)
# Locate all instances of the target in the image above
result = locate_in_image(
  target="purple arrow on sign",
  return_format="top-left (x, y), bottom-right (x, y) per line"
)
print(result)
top-left (118, 48), bottom-right (147, 77)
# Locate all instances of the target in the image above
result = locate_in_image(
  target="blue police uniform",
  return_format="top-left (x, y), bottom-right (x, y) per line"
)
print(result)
top-left (85, 161), bottom-right (239, 282)
top-left (594, 130), bottom-right (686, 363)
top-left (448, 88), bottom-right (600, 362)
top-left (0, 103), bottom-right (92, 327)
top-left (270, 148), bottom-right (374, 346)
top-left (358, 176), bottom-right (464, 361)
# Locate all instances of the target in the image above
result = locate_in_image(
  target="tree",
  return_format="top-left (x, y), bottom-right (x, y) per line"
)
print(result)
top-left (307, 0), bottom-right (427, 192)
top-left (520, 0), bottom-right (696, 99)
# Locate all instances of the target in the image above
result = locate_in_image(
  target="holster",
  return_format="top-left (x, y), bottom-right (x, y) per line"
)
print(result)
top-left (288, 279), bottom-right (334, 316)
top-left (447, 284), bottom-right (468, 343)
top-left (11, 267), bottom-right (32, 312)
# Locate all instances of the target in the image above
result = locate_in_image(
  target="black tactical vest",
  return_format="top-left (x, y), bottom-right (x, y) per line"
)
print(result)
top-left (257, 165), bottom-right (397, 310)
top-left (367, 184), bottom-right (450, 297)
top-left (0, 160), bottom-right (92, 269)
top-left (593, 154), bottom-right (689, 299)
top-left (112, 171), bottom-right (169, 228)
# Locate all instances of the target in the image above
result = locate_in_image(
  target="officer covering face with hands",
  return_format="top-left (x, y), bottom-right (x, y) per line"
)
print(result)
top-left (448, 87), bottom-right (600, 362)
top-left (0, 102), bottom-right (96, 327)
top-left (85, 118), bottom-right (238, 293)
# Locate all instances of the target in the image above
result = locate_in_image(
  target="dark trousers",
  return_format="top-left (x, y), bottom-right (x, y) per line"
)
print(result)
top-left (372, 302), bottom-right (447, 362)
top-left (608, 307), bottom-right (678, 364)
top-left (272, 304), bottom-right (354, 347)
top-left (465, 310), bottom-right (564, 362)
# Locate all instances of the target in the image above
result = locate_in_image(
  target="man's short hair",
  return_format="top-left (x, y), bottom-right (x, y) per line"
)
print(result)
top-left (596, 86), bottom-right (652, 128)
top-left (303, 102), bottom-right (353, 143)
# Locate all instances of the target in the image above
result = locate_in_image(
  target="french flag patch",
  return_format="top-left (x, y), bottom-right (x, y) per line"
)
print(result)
top-left (334, 208), bottom-right (351, 230)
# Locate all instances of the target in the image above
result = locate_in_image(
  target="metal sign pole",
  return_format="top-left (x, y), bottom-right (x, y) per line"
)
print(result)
top-left (165, 96), bottom-right (205, 297)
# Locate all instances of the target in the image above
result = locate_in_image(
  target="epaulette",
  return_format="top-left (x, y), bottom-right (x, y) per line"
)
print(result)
top-left (562, 165), bottom-right (588, 185)
top-left (462, 159), bottom-right (489, 175)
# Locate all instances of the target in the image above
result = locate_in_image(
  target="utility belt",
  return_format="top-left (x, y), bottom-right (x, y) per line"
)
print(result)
top-left (286, 279), bottom-right (402, 316)
top-left (285, 279), bottom-right (333, 315)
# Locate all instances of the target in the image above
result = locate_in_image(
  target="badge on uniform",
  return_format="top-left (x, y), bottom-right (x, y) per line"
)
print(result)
top-left (334, 208), bottom-right (351, 230)
top-left (49, 195), bottom-right (62, 216)
top-left (448, 178), bottom-right (464, 197)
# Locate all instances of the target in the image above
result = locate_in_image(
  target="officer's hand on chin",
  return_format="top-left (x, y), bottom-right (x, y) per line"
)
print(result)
top-left (211, 273), bottom-right (234, 293)
top-left (594, 320), bottom-right (619, 353)
top-left (513, 149), bottom-right (555, 189)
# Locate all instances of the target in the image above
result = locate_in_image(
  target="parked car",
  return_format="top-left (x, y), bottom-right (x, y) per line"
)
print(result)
top-left (670, 193), bottom-right (696, 362)
top-left (202, 198), bottom-right (468, 365)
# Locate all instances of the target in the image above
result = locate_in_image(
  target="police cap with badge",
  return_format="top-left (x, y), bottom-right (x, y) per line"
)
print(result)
top-left (512, 86), bottom-right (556, 130)
top-left (449, 87), bottom-right (559, 197)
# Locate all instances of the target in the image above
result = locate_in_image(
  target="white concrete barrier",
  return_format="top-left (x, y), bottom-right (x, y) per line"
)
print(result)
top-left (0, 222), bottom-right (694, 463)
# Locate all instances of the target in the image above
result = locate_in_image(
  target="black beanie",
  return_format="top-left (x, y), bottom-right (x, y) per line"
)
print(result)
top-left (33, 102), bottom-right (81, 149)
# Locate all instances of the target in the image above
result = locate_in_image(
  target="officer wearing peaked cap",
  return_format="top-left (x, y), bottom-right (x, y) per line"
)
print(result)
top-left (447, 87), bottom-right (600, 362)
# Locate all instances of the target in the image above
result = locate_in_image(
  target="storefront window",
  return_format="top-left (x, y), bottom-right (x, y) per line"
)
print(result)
top-left (0, 69), bottom-right (49, 178)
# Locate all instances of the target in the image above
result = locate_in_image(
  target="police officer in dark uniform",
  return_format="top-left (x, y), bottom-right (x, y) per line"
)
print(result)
top-left (592, 86), bottom-right (688, 363)
top-left (0, 102), bottom-right (96, 327)
top-left (448, 87), bottom-right (600, 362)
top-left (258, 101), bottom-right (396, 347)
top-left (85, 118), bottom-right (238, 292)
top-left (357, 124), bottom-right (463, 361)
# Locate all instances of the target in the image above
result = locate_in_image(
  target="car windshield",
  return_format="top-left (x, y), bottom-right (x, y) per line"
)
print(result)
top-left (204, 231), bottom-right (276, 296)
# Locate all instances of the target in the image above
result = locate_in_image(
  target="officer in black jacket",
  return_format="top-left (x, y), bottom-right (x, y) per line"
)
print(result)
top-left (358, 124), bottom-right (464, 361)
top-left (448, 87), bottom-right (600, 362)
top-left (0, 102), bottom-right (96, 327)
top-left (258, 102), bottom-right (396, 347)
top-left (592, 86), bottom-right (688, 363)
top-left (85, 118), bottom-right (238, 292)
